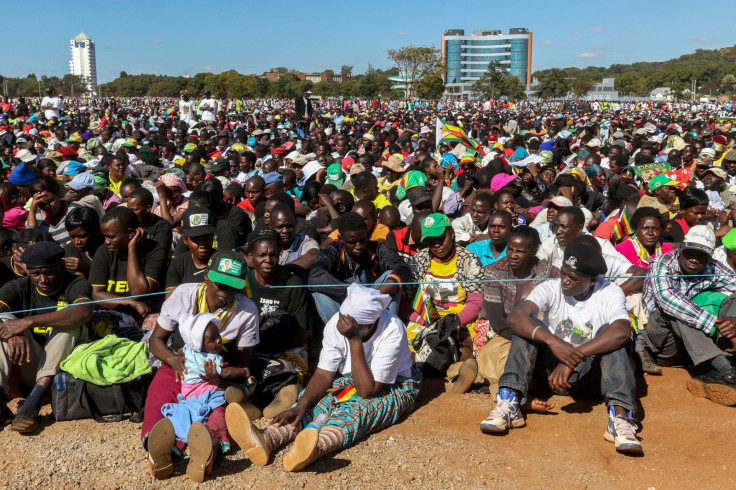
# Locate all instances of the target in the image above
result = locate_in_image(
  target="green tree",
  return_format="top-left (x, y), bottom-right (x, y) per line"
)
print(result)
top-left (416, 75), bottom-right (445, 99)
top-left (535, 69), bottom-right (570, 99)
top-left (254, 77), bottom-right (272, 98)
top-left (312, 81), bottom-right (338, 97)
top-left (340, 65), bottom-right (353, 77)
top-left (470, 61), bottom-right (506, 99)
top-left (615, 73), bottom-right (647, 96)
top-left (120, 71), bottom-right (128, 79)
top-left (721, 74), bottom-right (736, 93)
top-left (60, 74), bottom-right (90, 95)
top-left (500, 75), bottom-right (526, 100)
top-left (570, 78), bottom-right (595, 98)
top-left (386, 45), bottom-right (443, 97)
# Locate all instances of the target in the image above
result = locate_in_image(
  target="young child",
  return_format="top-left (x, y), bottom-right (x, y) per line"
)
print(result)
top-left (179, 312), bottom-right (224, 399)
top-left (0, 182), bottom-right (28, 231)
top-left (223, 183), bottom-right (244, 206)
top-left (378, 205), bottom-right (402, 230)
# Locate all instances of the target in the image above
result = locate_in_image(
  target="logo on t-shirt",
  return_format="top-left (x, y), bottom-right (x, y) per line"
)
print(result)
top-left (554, 318), bottom-right (593, 345)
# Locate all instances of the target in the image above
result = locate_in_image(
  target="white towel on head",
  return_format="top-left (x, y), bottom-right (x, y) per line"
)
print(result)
top-left (178, 312), bottom-right (221, 352)
top-left (339, 283), bottom-right (391, 325)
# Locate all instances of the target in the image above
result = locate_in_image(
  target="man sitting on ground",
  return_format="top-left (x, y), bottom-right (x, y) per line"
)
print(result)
top-left (481, 242), bottom-right (642, 455)
top-left (0, 241), bottom-right (93, 433)
top-left (643, 224), bottom-right (736, 406)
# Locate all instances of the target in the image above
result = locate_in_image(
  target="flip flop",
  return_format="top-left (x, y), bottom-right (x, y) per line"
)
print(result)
top-left (147, 418), bottom-right (175, 479)
top-left (10, 405), bottom-right (39, 433)
top-left (186, 422), bottom-right (214, 483)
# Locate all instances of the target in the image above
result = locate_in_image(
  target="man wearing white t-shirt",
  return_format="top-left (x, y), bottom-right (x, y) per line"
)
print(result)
top-left (480, 242), bottom-right (642, 455)
top-left (40, 88), bottom-right (60, 120)
top-left (200, 90), bottom-right (217, 124)
top-left (178, 90), bottom-right (195, 124)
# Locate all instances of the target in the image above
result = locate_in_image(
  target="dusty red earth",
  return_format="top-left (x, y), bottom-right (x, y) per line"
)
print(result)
top-left (0, 366), bottom-right (734, 488)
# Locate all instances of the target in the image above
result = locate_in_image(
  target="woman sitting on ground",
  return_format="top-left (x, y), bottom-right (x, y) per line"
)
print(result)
top-left (614, 206), bottom-right (672, 375)
top-left (451, 226), bottom-right (557, 413)
top-left (409, 213), bottom-right (484, 363)
top-left (225, 283), bottom-right (420, 472)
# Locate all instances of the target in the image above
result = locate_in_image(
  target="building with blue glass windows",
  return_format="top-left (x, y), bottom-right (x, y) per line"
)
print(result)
top-left (442, 28), bottom-right (532, 99)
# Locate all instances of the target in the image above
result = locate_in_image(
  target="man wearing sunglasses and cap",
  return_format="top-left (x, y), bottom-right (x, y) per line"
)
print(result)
top-left (643, 224), bottom-right (736, 406)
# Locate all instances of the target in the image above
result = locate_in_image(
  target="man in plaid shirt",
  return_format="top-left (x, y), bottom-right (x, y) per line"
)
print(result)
top-left (642, 225), bottom-right (736, 406)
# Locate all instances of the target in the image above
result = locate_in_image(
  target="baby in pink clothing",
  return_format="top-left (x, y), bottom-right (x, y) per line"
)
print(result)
top-left (179, 313), bottom-right (224, 399)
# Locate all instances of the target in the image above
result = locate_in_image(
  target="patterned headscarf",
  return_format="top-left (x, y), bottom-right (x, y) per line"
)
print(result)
top-left (160, 172), bottom-right (186, 191)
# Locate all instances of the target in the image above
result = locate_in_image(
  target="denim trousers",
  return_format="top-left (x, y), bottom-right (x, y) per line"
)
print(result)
top-left (497, 332), bottom-right (637, 413)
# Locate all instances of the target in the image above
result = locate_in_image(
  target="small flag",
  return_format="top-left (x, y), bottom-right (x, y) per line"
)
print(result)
top-left (612, 206), bottom-right (633, 242)
top-left (328, 384), bottom-right (357, 402)
top-left (412, 286), bottom-right (434, 325)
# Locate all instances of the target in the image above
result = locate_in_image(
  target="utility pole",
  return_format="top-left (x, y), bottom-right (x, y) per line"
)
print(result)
top-left (38, 80), bottom-right (41, 98)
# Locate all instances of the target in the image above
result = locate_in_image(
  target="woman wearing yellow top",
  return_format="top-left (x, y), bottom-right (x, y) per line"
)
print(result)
top-left (409, 213), bottom-right (483, 362)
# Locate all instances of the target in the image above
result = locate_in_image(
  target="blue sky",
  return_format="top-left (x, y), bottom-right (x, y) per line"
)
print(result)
top-left (3, 0), bottom-right (732, 83)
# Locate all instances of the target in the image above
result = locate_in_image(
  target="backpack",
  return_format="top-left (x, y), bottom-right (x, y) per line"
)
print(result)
top-left (51, 371), bottom-right (152, 423)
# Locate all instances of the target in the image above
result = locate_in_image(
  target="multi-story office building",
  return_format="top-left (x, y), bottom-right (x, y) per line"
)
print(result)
top-left (69, 32), bottom-right (98, 94)
top-left (442, 28), bottom-right (532, 98)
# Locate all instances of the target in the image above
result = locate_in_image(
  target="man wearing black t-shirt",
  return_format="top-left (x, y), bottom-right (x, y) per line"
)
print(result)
top-left (165, 206), bottom-right (217, 295)
top-left (0, 228), bottom-right (56, 283)
top-left (89, 207), bottom-right (167, 319)
top-left (0, 242), bottom-right (92, 433)
top-left (127, 187), bottom-right (173, 253)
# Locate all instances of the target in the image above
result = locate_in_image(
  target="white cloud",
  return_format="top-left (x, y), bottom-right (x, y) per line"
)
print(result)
top-left (575, 52), bottom-right (601, 59)
top-left (539, 40), bottom-right (554, 46)
top-left (687, 35), bottom-right (711, 43)
top-left (591, 44), bottom-right (610, 49)
top-left (591, 27), bottom-right (603, 33)
top-left (148, 39), bottom-right (166, 45)
top-left (105, 45), bottom-right (120, 50)
top-left (397, 30), bottom-right (405, 35)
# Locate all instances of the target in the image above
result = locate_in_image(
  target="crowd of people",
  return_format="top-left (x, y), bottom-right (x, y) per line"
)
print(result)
top-left (0, 86), bottom-right (735, 480)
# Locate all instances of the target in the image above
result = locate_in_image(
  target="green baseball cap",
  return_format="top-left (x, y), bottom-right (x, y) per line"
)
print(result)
top-left (648, 174), bottom-right (678, 192)
top-left (396, 170), bottom-right (428, 200)
top-left (326, 163), bottom-right (344, 187)
top-left (207, 250), bottom-right (247, 290)
top-left (420, 213), bottom-right (451, 242)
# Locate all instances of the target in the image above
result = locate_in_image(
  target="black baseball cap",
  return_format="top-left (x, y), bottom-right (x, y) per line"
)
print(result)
top-left (207, 250), bottom-right (247, 290)
top-left (562, 243), bottom-right (607, 277)
top-left (247, 227), bottom-right (281, 249)
top-left (21, 241), bottom-right (64, 269)
top-left (181, 206), bottom-right (216, 237)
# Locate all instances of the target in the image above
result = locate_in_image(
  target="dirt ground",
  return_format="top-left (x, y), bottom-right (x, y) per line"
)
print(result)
top-left (0, 366), bottom-right (734, 489)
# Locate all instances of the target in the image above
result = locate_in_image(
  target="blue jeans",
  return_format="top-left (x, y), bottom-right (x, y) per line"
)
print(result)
top-left (498, 329), bottom-right (637, 414)
top-left (311, 271), bottom-right (401, 325)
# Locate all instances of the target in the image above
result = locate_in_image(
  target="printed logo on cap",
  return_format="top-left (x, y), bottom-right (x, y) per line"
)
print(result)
top-left (424, 216), bottom-right (435, 227)
top-left (565, 256), bottom-right (578, 270)
top-left (218, 258), bottom-right (242, 275)
top-left (189, 213), bottom-right (207, 226)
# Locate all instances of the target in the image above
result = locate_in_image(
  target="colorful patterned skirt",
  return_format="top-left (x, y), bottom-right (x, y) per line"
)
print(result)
top-left (300, 368), bottom-right (422, 447)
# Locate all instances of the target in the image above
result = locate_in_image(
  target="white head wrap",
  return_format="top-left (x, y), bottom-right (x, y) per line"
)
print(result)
top-left (339, 283), bottom-right (391, 325)
top-left (178, 312), bottom-right (221, 352)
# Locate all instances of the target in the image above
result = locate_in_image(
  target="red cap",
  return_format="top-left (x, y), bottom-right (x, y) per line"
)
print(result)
top-left (270, 147), bottom-right (286, 154)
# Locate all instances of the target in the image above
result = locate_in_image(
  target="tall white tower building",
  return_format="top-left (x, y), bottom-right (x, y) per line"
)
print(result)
top-left (69, 32), bottom-right (97, 94)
